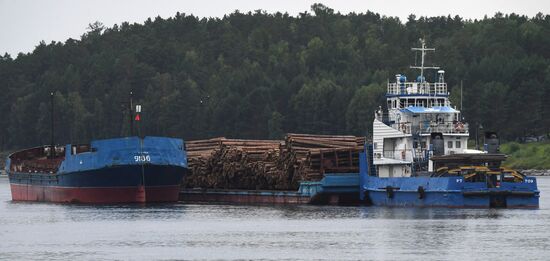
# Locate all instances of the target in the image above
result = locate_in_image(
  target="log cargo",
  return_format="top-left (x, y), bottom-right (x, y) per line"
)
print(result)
top-left (184, 134), bottom-right (366, 190)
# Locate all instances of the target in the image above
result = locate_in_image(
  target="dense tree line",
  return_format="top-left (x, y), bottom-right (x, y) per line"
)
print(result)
top-left (1, 4), bottom-right (550, 150)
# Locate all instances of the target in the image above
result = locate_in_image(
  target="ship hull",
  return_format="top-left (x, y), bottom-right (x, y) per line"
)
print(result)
top-left (366, 190), bottom-right (539, 208)
top-left (362, 176), bottom-right (539, 208)
top-left (9, 164), bottom-right (185, 203)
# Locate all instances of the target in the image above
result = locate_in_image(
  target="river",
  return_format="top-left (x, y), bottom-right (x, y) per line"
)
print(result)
top-left (0, 176), bottom-right (548, 260)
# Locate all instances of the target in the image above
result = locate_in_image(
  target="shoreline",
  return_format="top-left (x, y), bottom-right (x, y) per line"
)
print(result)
top-left (519, 169), bottom-right (550, 176)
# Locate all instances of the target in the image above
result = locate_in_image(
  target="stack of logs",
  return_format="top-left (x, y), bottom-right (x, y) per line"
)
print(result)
top-left (284, 133), bottom-right (366, 182)
top-left (185, 138), bottom-right (284, 190)
top-left (184, 133), bottom-right (365, 191)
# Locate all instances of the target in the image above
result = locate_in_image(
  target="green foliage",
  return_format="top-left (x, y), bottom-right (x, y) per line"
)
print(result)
top-left (346, 83), bottom-right (385, 135)
top-left (501, 141), bottom-right (550, 169)
top-left (268, 111), bottom-right (285, 139)
top-left (1, 5), bottom-right (550, 150)
top-left (291, 79), bottom-right (347, 134)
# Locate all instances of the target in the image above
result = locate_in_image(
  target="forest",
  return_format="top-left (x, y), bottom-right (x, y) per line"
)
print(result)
top-left (1, 4), bottom-right (550, 150)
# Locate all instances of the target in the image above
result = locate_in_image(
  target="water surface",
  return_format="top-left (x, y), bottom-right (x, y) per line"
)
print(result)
top-left (0, 176), bottom-right (548, 260)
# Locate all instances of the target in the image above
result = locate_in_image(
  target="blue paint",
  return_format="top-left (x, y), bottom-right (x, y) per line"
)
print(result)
top-left (400, 106), bottom-right (457, 114)
top-left (8, 136), bottom-right (188, 188)
top-left (59, 136), bottom-right (187, 174)
top-left (298, 181), bottom-right (323, 197)
top-left (358, 145), bottom-right (540, 208)
top-left (297, 173), bottom-right (360, 198)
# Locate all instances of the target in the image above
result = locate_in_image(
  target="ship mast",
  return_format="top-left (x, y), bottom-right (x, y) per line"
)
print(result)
top-left (129, 91), bottom-right (134, 136)
top-left (410, 39), bottom-right (439, 82)
top-left (50, 92), bottom-right (55, 159)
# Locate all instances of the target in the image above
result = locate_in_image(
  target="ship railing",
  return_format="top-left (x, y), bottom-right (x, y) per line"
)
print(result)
top-left (391, 121), bottom-right (469, 134)
top-left (387, 82), bottom-right (447, 96)
top-left (382, 149), bottom-right (415, 161)
top-left (381, 149), bottom-right (430, 163)
top-left (375, 111), bottom-right (391, 124)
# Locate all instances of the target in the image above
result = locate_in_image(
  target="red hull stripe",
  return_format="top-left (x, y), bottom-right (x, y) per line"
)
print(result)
top-left (10, 184), bottom-right (181, 203)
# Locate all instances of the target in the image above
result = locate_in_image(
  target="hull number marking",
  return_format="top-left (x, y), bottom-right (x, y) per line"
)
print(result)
top-left (134, 155), bottom-right (151, 162)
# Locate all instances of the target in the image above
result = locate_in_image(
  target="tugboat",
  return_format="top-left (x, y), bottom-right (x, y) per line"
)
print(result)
top-left (359, 39), bottom-right (539, 208)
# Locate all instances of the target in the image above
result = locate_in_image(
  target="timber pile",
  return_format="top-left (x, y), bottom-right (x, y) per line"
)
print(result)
top-left (185, 137), bottom-right (225, 188)
top-left (184, 133), bottom-right (366, 190)
top-left (282, 134), bottom-right (365, 183)
top-left (184, 138), bottom-right (285, 189)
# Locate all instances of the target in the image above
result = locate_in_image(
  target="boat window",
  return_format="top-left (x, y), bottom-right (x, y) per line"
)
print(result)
top-left (455, 141), bottom-right (461, 148)
top-left (71, 144), bottom-right (94, 155)
top-left (447, 141), bottom-right (453, 148)
top-left (413, 141), bottom-right (418, 148)
top-left (420, 99), bottom-right (427, 107)
top-left (421, 141), bottom-right (426, 148)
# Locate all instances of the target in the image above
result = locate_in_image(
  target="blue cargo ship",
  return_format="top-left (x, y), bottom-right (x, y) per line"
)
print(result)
top-left (6, 136), bottom-right (187, 203)
top-left (355, 39), bottom-right (539, 208)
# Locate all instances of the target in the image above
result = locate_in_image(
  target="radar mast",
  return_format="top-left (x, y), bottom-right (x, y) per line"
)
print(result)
top-left (410, 39), bottom-right (439, 82)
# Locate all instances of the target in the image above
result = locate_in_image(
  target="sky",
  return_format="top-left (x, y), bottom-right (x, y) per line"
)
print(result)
top-left (1, 0), bottom-right (549, 57)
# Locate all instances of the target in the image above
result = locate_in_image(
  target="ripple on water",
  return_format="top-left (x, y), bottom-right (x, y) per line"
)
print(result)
top-left (0, 176), bottom-right (548, 260)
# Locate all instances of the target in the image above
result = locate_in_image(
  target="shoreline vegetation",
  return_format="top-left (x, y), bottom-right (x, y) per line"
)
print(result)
top-left (501, 141), bottom-right (550, 174)
top-left (1, 5), bottom-right (550, 151)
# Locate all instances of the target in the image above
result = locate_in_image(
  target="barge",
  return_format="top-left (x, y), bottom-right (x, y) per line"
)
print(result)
top-left (180, 173), bottom-right (361, 205)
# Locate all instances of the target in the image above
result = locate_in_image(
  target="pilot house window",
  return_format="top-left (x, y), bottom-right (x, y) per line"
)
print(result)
top-left (456, 141), bottom-right (461, 148)
top-left (447, 141), bottom-right (453, 148)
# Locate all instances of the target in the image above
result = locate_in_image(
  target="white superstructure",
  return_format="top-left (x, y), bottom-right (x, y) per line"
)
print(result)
top-left (373, 39), bottom-right (469, 177)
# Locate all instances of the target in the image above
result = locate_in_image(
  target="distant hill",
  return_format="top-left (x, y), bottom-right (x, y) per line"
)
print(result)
top-left (1, 4), bottom-right (550, 150)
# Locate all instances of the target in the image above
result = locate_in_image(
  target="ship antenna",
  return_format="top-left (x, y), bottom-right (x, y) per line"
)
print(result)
top-left (460, 80), bottom-right (463, 112)
top-left (410, 38), bottom-right (439, 82)
top-left (50, 92), bottom-right (55, 159)
top-left (129, 91), bottom-right (134, 136)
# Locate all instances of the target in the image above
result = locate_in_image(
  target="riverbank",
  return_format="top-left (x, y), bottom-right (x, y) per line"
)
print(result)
top-left (501, 141), bottom-right (550, 170)
top-left (519, 169), bottom-right (550, 176)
